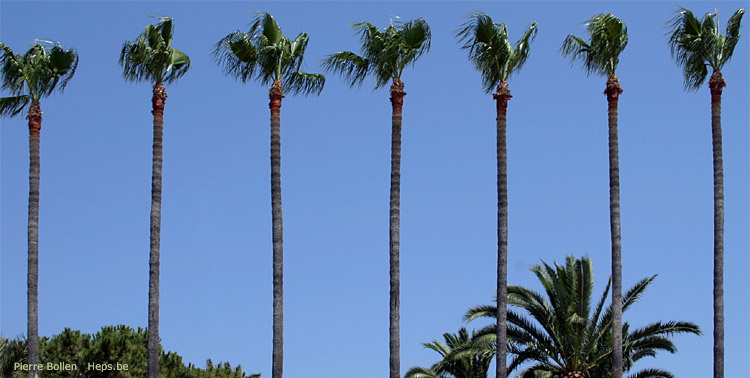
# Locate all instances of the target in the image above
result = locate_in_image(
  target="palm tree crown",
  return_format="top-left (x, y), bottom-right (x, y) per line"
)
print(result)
top-left (455, 12), bottom-right (537, 93)
top-left (561, 13), bottom-right (628, 77)
top-left (463, 256), bottom-right (701, 378)
top-left (214, 11), bottom-right (325, 96)
top-left (322, 18), bottom-right (431, 89)
top-left (119, 16), bottom-right (190, 84)
top-left (0, 42), bottom-right (78, 117)
top-left (667, 8), bottom-right (745, 90)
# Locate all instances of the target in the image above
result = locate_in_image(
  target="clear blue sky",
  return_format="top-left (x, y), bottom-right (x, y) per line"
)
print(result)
top-left (1, 1), bottom-right (748, 377)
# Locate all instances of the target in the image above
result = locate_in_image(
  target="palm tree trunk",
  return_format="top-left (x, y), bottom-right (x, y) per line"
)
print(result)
top-left (389, 78), bottom-right (405, 378)
top-left (269, 80), bottom-right (285, 378)
top-left (148, 82), bottom-right (167, 378)
top-left (27, 100), bottom-right (42, 378)
top-left (708, 70), bottom-right (725, 378)
top-left (604, 74), bottom-right (623, 378)
top-left (493, 81), bottom-right (511, 378)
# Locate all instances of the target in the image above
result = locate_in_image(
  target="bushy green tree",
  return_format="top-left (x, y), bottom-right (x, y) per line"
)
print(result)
top-left (0, 326), bottom-right (258, 378)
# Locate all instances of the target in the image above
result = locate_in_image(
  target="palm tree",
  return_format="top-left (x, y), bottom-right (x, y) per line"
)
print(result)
top-left (119, 16), bottom-right (190, 378)
top-left (214, 12), bottom-right (325, 378)
top-left (322, 18), bottom-right (430, 378)
top-left (405, 328), bottom-right (492, 378)
top-left (561, 13), bottom-right (628, 378)
top-left (464, 255), bottom-right (702, 378)
top-left (666, 8), bottom-right (745, 378)
top-left (0, 42), bottom-right (78, 378)
top-left (455, 12), bottom-right (537, 378)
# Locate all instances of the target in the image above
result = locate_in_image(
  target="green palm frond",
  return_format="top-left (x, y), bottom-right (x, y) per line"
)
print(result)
top-left (0, 95), bottom-right (31, 117)
top-left (667, 7), bottom-right (744, 90)
top-left (404, 366), bottom-right (447, 378)
top-left (321, 51), bottom-right (370, 88)
top-left (456, 11), bottom-right (538, 92)
top-left (119, 16), bottom-right (190, 84)
top-left (214, 11), bottom-right (325, 96)
top-left (324, 18), bottom-right (430, 90)
top-left (562, 13), bottom-right (628, 76)
top-left (626, 368), bottom-right (675, 378)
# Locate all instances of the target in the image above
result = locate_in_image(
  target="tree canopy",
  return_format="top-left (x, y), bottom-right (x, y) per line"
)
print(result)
top-left (214, 11), bottom-right (325, 96)
top-left (455, 12), bottom-right (537, 92)
top-left (667, 7), bottom-right (745, 90)
top-left (119, 16), bottom-right (190, 85)
top-left (0, 42), bottom-right (78, 117)
top-left (0, 326), bottom-right (258, 378)
top-left (323, 18), bottom-right (431, 89)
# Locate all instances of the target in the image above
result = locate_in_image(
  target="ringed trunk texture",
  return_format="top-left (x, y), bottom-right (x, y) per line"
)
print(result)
top-left (269, 80), bottom-right (285, 378)
top-left (709, 70), bottom-right (725, 378)
top-left (604, 74), bottom-right (624, 378)
top-left (389, 78), bottom-right (405, 378)
top-left (148, 82), bottom-right (167, 378)
top-left (27, 101), bottom-right (42, 378)
top-left (493, 81), bottom-right (511, 378)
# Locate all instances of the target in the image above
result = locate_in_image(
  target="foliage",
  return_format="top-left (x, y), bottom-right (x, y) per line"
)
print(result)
top-left (0, 42), bottom-right (78, 117)
top-left (455, 12), bottom-right (537, 92)
top-left (0, 326), bottom-right (258, 378)
top-left (214, 11), bottom-right (325, 96)
top-left (666, 7), bottom-right (745, 90)
top-left (322, 18), bottom-right (431, 89)
top-left (561, 13), bottom-right (628, 76)
top-left (119, 16), bottom-right (190, 84)
top-left (412, 256), bottom-right (700, 378)
top-left (405, 328), bottom-right (492, 378)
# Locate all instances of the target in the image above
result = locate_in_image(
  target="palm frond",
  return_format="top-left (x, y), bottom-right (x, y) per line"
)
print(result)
top-left (0, 43), bottom-right (27, 94)
top-left (0, 95), bottom-right (31, 117)
top-left (403, 366), bottom-right (446, 378)
top-left (626, 368), bottom-right (675, 378)
top-left (45, 44), bottom-right (78, 94)
top-left (719, 8), bottom-right (745, 67)
top-left (213, 30), bottom-right (259, 83)
top-left (321, 51), bottom-right (370, 88)
top-left (285, 71), bottom-right (325, 96)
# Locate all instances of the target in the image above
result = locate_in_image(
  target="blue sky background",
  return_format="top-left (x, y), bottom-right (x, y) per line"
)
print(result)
top-left (1, 1), bottom-right (748, 377)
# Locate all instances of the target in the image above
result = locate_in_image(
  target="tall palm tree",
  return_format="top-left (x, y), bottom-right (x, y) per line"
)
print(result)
top-left (119, 16), bottom-right (190, 378)
top-left (0, 42), bottom-right (78, 378)
top-left (322, 18), bottom-right (430, 378)
top-left (214, 12), bottom-right (325, 378)
top-left (404, 328), bottom-right (493, 378)
top-left (464, 255), bottom-right (702, 378)
top-left (561, 14), bottom-right (628, 378)
top-left (455, 12), bottom-right (537, 378)
top-left (666, 8), bottom-right (745, 378)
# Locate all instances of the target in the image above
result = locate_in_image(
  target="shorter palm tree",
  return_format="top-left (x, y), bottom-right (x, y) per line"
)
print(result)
top-left (1, 42), bottom-right (78, 378)
top-left (405, 328), bottom-right (492, 378)
top-left (463, 255), bottom-right (701, 378)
